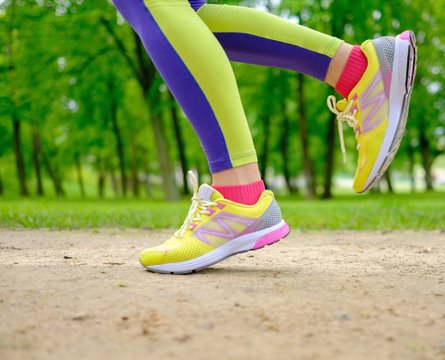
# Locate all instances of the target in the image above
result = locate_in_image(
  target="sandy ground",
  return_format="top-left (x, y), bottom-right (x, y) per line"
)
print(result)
top-left (0, 229), bottom-right (444, 360)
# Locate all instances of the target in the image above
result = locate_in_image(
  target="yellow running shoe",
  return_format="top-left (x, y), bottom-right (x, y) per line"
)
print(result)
top-left (328, 30), bottom-right (417, 193)
top-left (140, 171), bottom-right (290, 274)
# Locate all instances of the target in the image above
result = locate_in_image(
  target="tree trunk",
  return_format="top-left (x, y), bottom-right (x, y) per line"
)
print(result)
top-left (259, 114), bottom-right (272, 187)
top-left (132, 33), bottom-right (178, 200)
top-left (321, 5), bottom-right (348, 199)
top-left (53, 164), bottom-right (64, 197)
top-left (101, 23), bottom-right (179, 200)
top-left (109, 80), bottom-right (127, 196)
top-left (75, 153), bottom-right (86, 198)
top-left (279, 99), bottom-right (297, 194)
top-left (134, 34), bottom-right (178, 200)
top-left (407, 142), bottom-right (416, 193)
top-left (424, 161), bottom-right (434, 191)
top-left (370, 183), bottom-right (381, 193)
top-left (384, 168), bottom-right (394, 193)
top-left (297, 73), bottom-right (316, 198)
top-left (0, 166), bottom-right (4, 195)
top-left (168, 92), bottom-right (189, 195)
top-left (7, 1), bottom-right (28, 197)
top-left (41, 148), bottom-right (64, 196)
top-left (108, 161), bottom-right (120, 198)
top-left (322, 112), bottom-right (336, 199)
top-left (13, 119), bottom-right (29, 197)
top-left (134, 33), bottom-right (179, 200)
top-left (97, 157), bottom-right (106, 198)
top-left (130, 131), bottom-right (140, 198)
top-left (141, 148), bottom-right (152, 198)
top-left (32, 131), bottom-right (44, 196)
top-left (419, 124), bottom-right (434, 191)
top-left (151, 110), bottom-right (179, 201)
top-left (53, 161), bottom-right (65, 196)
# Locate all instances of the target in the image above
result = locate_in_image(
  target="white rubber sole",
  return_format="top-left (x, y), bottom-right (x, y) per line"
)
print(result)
top-left (143, 220), bottom-right (290, 275)
top-left (362, 31), bottom-right (417, 192)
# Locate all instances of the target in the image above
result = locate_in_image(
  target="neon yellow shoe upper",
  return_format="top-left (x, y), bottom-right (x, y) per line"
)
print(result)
top-left (328, 31), bottom-right (417, 193)
top-left (140, 171), bottom-right (289, 274)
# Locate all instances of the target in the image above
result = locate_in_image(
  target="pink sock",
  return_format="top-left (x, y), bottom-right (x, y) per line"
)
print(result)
top-left (335, 45), bottom-right (368, 98)
top-left (212, 180), bottom-right (265, 205)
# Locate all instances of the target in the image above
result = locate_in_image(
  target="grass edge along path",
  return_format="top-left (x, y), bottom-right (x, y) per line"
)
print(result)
top-left (0, 192), bottom-right (444, 231)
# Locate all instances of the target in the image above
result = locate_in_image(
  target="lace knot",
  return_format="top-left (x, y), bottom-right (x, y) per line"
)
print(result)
top-left (175, 171), bottom-right (217, 238)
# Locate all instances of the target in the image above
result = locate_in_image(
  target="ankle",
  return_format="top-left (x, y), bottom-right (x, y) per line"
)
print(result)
top-left (212, 180), bottom-right (266, 205)
top-left (325, 43), bottom-right (354, 87)
top-left (211, 162), bottom-right (261, 186)
top-left (335, 45), bottom-right (368, 98)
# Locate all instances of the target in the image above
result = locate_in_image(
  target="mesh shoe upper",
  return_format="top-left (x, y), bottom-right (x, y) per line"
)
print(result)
top-left (328, 38), bottom-right (393, 193)
top-left (140, 174), bottom-right (283, 267)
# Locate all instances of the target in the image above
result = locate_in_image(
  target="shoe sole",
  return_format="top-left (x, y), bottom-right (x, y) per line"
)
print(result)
top-left (142, 220), bottom-right (290, 275)
top-left (362, 30), bottom-right (417, 192)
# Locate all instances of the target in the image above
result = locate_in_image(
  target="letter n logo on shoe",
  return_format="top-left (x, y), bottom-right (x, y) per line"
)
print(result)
top-left (359, 72), bottom-right (388, 133)
top-left (193, 213), bottom-right (256, 245)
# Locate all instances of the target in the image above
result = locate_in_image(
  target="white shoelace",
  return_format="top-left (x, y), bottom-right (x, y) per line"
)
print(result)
top-left (327, 95), bottom-right (360, 163)
top-left (175, 171), bottom-right (217, 238)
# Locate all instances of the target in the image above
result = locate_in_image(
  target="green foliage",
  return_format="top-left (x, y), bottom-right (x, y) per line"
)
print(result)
top-left (0, 0), bottom-right (444, 199)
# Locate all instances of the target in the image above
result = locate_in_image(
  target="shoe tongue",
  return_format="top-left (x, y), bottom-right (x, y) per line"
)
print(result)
top-left (198, 184), bottom-right (223, 202)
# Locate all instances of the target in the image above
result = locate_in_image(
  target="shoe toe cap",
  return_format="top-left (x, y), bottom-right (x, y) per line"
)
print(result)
top-left (139, 246), bottom-right (168, 267)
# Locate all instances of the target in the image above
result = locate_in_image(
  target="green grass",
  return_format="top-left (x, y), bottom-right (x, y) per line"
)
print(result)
top-left (280, 192), bottom-right (445, 230)
top-left (0, 192), bottom-right (444, 230)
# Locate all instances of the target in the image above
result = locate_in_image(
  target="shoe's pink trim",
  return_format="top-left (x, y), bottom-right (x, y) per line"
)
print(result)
top-left (400, 30), bottom-right (411, 40)
top-left (253, 223), bottom-right (290, 250)
top-left (383, 72), bottom-right (392, 95)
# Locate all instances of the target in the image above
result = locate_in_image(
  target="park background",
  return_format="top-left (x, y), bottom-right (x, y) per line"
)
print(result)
top-left (1, 2), bottom-right (444, 358)
top-left (0, 0), bottom-right (444, 230)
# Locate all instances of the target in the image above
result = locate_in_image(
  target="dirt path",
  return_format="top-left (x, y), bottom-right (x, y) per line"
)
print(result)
top-left (0, 229), bottom-right (444, 360)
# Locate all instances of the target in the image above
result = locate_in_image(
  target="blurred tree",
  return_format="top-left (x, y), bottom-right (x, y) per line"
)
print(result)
top-left (5, 0), bottom-right (29, 196)
top-left (100, 14), bottom-right (179, 200)
top-left (0, 0), bottom-right (443, 198)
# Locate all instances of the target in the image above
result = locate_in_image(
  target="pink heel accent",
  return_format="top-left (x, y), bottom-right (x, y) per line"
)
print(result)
top-left (400, 30), bottom-right (411, 40)
top-left (253, 223), bottom-right (290, 250)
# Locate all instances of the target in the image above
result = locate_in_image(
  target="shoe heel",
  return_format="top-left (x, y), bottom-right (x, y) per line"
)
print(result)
top-left (252, 222), bottom-right (290, 250)
top-left (398, 31), bottom-right (417, 89)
